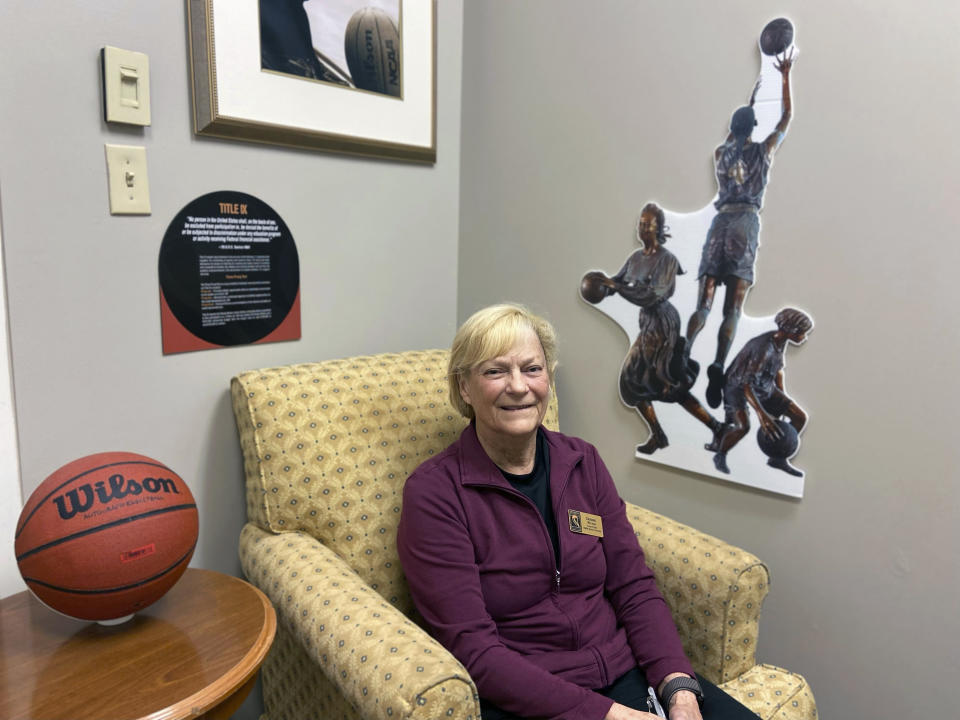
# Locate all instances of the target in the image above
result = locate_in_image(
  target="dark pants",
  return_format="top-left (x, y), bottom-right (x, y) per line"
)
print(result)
top-left (480, 667), bottom-right (758, 720)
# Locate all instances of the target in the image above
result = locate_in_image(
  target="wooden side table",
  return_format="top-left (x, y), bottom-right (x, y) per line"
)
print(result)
top-left (0, 568), bottom-right (276, 720)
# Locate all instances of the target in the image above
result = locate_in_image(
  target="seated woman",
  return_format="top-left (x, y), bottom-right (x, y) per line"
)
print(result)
top-left (397, 304), bottom-right (757, 720)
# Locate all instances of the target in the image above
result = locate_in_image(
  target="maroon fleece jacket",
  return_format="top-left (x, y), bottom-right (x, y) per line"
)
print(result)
top-left (397, 423), bottom-right (695, 720)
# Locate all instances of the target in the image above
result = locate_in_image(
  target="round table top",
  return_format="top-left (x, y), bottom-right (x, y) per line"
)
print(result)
top-left (0, 568), bottom-right (276, 720)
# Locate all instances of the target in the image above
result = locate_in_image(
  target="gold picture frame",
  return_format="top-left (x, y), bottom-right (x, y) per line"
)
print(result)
top-left (187, 0), bottom-right (436, 163)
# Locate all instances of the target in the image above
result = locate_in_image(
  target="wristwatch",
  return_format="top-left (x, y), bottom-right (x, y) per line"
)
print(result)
top-left (660, 676), bottom-right (704, 709)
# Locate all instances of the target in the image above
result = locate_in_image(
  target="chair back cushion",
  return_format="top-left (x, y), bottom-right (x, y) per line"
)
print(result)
top-left (231, 349), bottom-right (559, 612)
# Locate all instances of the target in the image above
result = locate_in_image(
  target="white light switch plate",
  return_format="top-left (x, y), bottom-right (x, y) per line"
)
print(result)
top-left (101, 46), bottom-right (151, 126)
top-left (105, 144), bottom-right (151, 215)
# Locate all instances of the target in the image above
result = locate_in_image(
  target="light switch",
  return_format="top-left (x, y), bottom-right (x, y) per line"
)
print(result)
top-left (105, 144), bottom-right (151, 215)
top-left (101, 46), bottom-right (151, 126)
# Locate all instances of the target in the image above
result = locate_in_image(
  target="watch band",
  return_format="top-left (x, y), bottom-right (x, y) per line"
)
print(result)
top-left (660, 676), bottom-right (704, 708)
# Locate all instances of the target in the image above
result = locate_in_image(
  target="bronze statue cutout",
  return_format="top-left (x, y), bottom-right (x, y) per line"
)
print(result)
top-left (578, 18), bottom-right (812, 496)
top-left (711, 308), bottom-right (812, 476)
top-left (581, 204), bottom-right (724, 455)
top-left (686, 49), bottom-right (794, 409)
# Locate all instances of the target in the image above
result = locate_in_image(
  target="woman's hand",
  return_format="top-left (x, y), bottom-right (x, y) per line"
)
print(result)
top-left (667, 691), bottom-right (703, 720)
top-left (604, 701), bottom-right (659, 720)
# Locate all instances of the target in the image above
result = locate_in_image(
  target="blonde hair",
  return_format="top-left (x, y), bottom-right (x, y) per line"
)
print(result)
top-left (448, 303), bottom-right (558, 419)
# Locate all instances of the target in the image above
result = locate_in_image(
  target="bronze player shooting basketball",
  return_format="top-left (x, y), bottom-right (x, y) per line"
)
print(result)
top-left (686, 49), bottom-right (795, 409)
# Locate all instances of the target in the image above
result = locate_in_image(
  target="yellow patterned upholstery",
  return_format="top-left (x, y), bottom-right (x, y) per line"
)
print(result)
top-left (624, 508), bottom-right (817, 718)
top-left (719, 664), bottom-right (818, 720)
top-left (231, 350), bottom-right (815, 720)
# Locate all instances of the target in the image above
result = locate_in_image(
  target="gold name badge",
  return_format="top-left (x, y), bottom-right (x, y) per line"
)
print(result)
top-left (567, 509), bottom-right (603, 537)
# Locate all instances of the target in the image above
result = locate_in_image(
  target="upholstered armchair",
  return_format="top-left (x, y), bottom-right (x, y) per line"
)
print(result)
top-left (231, 350), bottom-right (816, 720)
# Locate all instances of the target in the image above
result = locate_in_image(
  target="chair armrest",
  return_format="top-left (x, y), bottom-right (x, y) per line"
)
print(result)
top-left (624, 502), bottom-right (770, 684)
top-left (240, 523), bottom-right (480, 720)
top-left (719, 663), bottom-right (818, 720)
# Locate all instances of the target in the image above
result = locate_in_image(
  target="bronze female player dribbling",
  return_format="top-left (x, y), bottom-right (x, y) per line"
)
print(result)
top-left (710, 308), bottom-right (812, 476)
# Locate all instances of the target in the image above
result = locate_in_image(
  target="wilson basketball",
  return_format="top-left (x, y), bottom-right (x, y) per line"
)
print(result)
top-left (344, 7), bottom-right (402, 97)
top-left (580, 271), bottom-right (613, 304)
top-left (14, 452), bottom-right (198, 623)
top-left (756, 420), bottom-right (800, 459)
top-left (759, 18), bottom-right (794, 56)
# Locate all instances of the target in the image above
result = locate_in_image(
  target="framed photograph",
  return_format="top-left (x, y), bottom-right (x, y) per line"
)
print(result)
top-left (188, 0), bottom-right (436, 163)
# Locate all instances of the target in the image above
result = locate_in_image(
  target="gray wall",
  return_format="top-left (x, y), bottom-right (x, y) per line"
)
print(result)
top-left (0, 216), bottom-right (22, 595)
top-left (0, 2), bottom-right (463, 717)
top-left (459, 1), bottom-right (958, 718)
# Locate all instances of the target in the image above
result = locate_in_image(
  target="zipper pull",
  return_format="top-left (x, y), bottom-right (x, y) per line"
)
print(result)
top-left (555, 569), bottom-right (560, 591)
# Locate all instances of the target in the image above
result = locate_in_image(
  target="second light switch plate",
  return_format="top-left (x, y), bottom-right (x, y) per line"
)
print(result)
top-left (105, 144), bottom-right (151, 215)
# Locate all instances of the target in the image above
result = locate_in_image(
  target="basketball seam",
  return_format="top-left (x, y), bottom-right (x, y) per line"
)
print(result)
top-left (15, 503), bottom-right (197, 562)
top-left (21, 544), bottom-right (197, 595)
top-left (374, 13), bottom-right (387, 92)
top-left (15, 460), bottom-right (173, 538)
top-left (347, 13), bottom-right (362, 84)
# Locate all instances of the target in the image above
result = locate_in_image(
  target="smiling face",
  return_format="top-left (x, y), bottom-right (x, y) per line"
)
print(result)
top-left (458, 327), bottom-right (551, 447)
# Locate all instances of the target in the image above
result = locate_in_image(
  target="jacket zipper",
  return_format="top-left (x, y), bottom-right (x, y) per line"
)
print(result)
top-left (485, 483), bottom-right (562, 595)
top-left (550, 467), bottom-right (580, 649)
top-left (478, 454), bottom-right (581, 644)
top-left (497, 485), bottom-right (559, 589)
